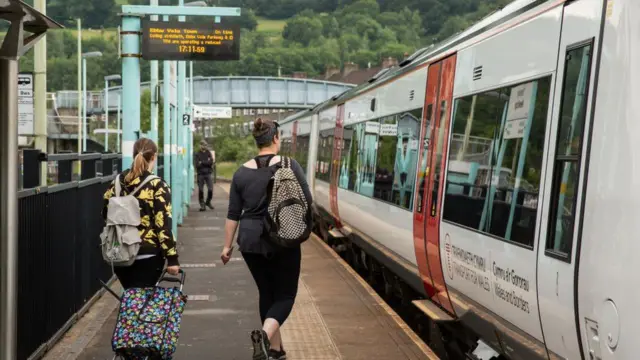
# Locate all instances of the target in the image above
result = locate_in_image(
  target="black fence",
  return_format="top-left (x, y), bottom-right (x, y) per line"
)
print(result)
top-left (17, 152), bottom-right (122, 360)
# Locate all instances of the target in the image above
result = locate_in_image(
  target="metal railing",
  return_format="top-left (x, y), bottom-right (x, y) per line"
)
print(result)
top-left (55, 91), bottom-right (104, 111)
top-left (17, 152), bottom-right (122, 360)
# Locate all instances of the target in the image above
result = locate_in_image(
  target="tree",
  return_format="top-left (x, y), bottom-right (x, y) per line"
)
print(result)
top-left (226, 8), bottom-right (259, 31)
top-left (282, 15), bottom-right (323, 46)
top-left (340, 0), bottom-right (380, 19)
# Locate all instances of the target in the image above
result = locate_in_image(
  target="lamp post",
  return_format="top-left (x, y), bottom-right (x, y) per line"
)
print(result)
top-left (104, 74), bottom-right (121, 152)
top-left (81, 51), bottom-right (102, 152)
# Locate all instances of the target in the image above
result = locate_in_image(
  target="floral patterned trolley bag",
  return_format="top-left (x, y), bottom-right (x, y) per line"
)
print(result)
top-left (111, 270), bottom-right (188, 360)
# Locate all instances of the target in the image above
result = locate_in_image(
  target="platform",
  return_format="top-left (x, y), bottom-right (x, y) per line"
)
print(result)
top-left (43, 183), bottom-right (436, 360)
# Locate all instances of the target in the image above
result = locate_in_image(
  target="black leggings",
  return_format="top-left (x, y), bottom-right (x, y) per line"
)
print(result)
top-left (242, 247), bottom-right (301, 325)
top-left (114, 256), bottom-right (165, 289)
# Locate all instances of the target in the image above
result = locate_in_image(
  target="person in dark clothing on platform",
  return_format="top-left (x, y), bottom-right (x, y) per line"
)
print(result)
top-left (195, 139), bottom-right (215, 211)
top-left (221, 118), bottom-right (312, 360)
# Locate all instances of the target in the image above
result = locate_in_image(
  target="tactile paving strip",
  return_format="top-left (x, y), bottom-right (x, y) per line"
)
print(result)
top-left (281, 280), bottom-right (342, 360)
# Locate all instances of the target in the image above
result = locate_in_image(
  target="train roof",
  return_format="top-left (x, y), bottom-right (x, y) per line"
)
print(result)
top-left (283, 0), bottom-right (549, 121)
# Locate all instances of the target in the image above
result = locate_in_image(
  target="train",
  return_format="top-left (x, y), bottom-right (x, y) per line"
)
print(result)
top-left (275, 0), bottom-right (639, 359)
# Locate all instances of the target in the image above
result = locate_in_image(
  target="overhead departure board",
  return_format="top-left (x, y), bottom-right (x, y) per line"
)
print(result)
top-left (142, 20), bottom-right (240, 61)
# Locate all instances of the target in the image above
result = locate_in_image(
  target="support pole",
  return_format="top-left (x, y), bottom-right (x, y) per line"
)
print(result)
top-left (34, 0), bottom-right (47, 185)
top-left (120, 15), bottom-right (142, 169)
top-left (77, 19), bottom-right (82, 154)
top-left (150, 0), bottom-right (159, 143)
top-left (189, 61), bottom-right (194, 194)
top-left (82, 58), bottom-right (87, 152)
top-left (163, 15), bottom-right (171, 186)
top-left (105, 79), bottom-right (109, 151)
top-left (0, 57), bottom-right (19, 360)
top-left (117, 94), bottom-right (121, 152)
top-left (177, 0), bottom-right (185, 222)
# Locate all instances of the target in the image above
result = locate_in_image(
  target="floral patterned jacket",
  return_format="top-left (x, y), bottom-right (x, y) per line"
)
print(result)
top-left (103, 169), bottom-right (179, 266)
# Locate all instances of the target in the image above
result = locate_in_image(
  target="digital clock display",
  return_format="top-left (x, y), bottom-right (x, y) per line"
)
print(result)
top-left (141, 20), bottom-right (240, 61)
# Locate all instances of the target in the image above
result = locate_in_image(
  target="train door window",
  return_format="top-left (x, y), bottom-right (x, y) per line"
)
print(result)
top-left (339, 125), bottom-right (356, 191)
top-left (357, 121), bottom-right (379, 197)
top-left (442, 91), bottom-right (503, 230)
top-left (297, 134), bottom-right (309, 175)
top-left (430, 100), bottom-right (449, 216)
top-left (374, 108), bottom-right (422, 210)
top-left (485, 77), bottom-right (551, 247)
top-left (316, 129), bottom-right (334, 182)
top-left (546, 43), bottom-right (593, 259)
top-left (416, 104), bottom-right (433, 213)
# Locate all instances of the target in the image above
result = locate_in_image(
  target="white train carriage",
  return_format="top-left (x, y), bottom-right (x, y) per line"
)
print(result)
top-left (279, 0), bottom-right (637, 359)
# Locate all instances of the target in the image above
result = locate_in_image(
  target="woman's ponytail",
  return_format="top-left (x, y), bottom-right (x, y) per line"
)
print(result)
top-left (125, 138), bottom-right (158, 182)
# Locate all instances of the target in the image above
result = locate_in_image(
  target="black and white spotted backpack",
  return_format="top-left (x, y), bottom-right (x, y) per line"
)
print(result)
top-left (263, 156), bottom-right (311, 248)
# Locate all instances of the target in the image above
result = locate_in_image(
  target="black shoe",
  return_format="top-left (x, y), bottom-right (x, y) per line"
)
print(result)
top-left (269, 348), bottom-right (287, 360)
top-left (251, 330), bottom-right (270, 360)
top-left (205, 201), bottom-right (214, 210)
top-left (199, 204), bottom-right (206, 212)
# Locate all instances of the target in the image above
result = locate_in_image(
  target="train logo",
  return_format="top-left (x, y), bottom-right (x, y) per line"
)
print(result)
top-left (444, 233), bottom-right (453, 280)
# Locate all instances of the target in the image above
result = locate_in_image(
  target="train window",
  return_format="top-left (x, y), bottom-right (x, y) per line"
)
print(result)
top-left (296, 134), bottom-right (309, 175)
top-left (485, 77), bottom-right (551, 247)
top-left (338, 122), bottom-right (379, 196)
top-left (443, 76), bottom-right (551, 248)
top-left (546, 43), bottom-right (593, 259)
top-left (315, 129), bottom-right (334, 182)
top-left (339, 125), bottom-right (357, 191)
top-left (373, 108), bottom-right (422, 210)
top-left (416, 104), bottom-right (434, 214)
top-left (442, 91), bottom-right (504, 230)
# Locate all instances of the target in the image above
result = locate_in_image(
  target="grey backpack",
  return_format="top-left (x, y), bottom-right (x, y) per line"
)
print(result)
top-left (100, 174), bottom-right (158, 267)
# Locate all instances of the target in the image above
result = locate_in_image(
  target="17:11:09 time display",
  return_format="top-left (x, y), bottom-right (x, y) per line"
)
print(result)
top-left (178, 45), bottom-right (206, 53)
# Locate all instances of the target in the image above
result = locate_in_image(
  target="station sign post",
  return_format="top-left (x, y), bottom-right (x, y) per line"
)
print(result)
top-left (120, 4), bottom-right (240, 234)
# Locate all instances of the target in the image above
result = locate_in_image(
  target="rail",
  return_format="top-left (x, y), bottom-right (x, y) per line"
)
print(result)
top-left (17, 152), bottom-right (123, 360)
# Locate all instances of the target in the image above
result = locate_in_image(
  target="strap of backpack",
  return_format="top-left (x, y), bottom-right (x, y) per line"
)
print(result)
top-left (131, 175), bottom-right (159, 196)
top-left (254, 155), bottom-right (276, 169)
top-left (114, 174), bottom-right (122, 197)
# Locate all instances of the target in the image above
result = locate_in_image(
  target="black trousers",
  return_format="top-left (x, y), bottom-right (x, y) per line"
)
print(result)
top-left (114, 256), bottom-right (165, 289)
top-left (197, 173), bottom-right (213, 205)
top-left (242, 247), bottom-right (301, 325)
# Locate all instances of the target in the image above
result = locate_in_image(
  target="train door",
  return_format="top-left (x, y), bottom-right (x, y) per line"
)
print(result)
top-left (425, 55), bottom-right (457, 313)
top-left (536, 1), bottom-right (602, 359)
top-left (329, 104), bottom-right (345, 225)
top-left (413, 63), bottom-right (441, 298)
top-left (413, 55), bottom-right (457, 314)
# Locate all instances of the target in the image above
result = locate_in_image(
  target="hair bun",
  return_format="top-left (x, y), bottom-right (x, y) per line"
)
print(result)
top-left (253, 117), bottom-right (265, 132)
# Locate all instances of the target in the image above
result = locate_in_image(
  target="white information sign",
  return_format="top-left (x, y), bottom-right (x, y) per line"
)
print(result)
top-left (194, 105), bottom-right (232, 119)
top-left (365, 121), bottom-right (380, 134)
top-left (18, 73), bottom-right (34, 136)
top-left (504, 82), bottom-right (534, 140)
top-left (380, 123), bottom-right (398, 137)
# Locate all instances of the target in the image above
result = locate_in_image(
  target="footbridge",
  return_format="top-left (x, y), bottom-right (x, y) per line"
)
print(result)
top-left (54, 76), bottom-right (355, 113)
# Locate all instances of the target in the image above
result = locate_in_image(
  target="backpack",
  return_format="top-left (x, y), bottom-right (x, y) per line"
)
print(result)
top-left (263, 156), bottom-right (311, 248)
top-left (100, 174), bottom-right (158, 267)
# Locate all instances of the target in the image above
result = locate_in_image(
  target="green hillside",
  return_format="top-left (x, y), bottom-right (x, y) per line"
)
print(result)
top-left (15, 0), bottom-right (512, 92)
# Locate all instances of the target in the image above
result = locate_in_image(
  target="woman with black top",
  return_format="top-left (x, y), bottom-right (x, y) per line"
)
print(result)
top-left (221, 118), bottom-right (312, 360)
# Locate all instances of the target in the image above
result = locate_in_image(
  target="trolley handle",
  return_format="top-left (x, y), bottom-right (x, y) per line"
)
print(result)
top-left (156, 268), bottom-right (186, 291)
